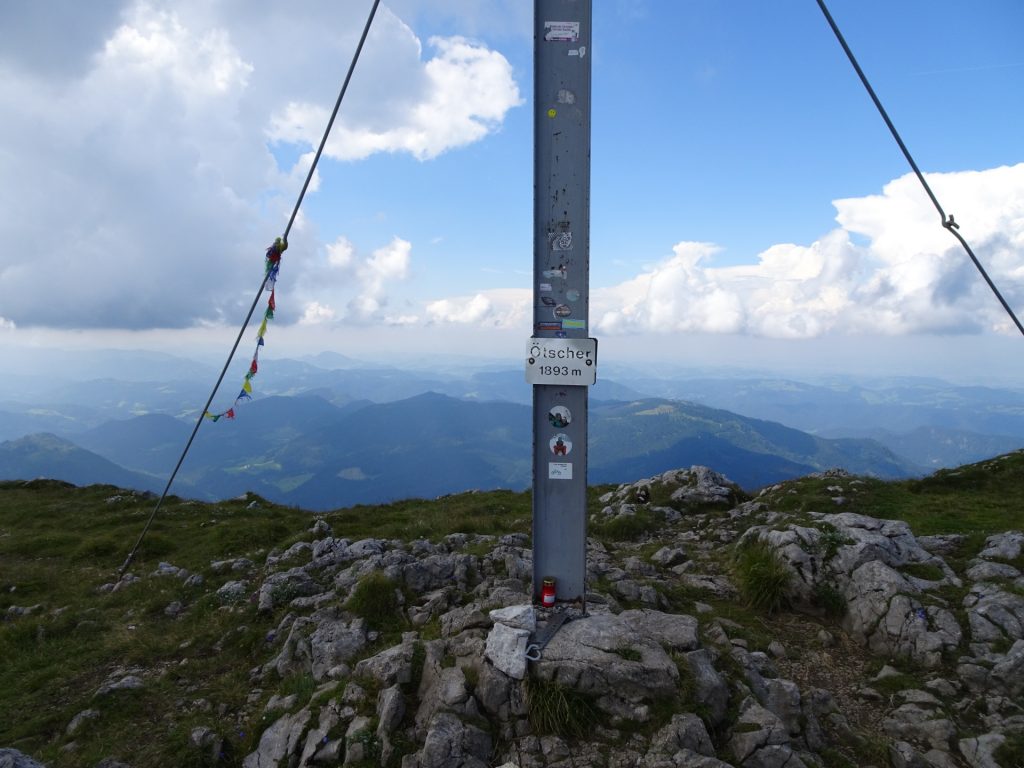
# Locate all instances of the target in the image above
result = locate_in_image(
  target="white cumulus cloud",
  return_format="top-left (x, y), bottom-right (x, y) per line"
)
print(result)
top-left (426, 289), bottom-right (529, 327)
top-left (294, 236), bottom-right (415, 326)
top-left (594, 164), bottom-right (1024, 339)
top-left (0, 1), bottom-right (522, 332)
top-left (267, 21), bottom-right (523, 162)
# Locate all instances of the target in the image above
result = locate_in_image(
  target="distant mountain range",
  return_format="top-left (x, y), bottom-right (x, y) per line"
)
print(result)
top-left (0, 433), bottom-right (163, 494)
top-left (5, 348), bottom-right (1024, 508)
top-left (0, 393), bottom-right (918, 510)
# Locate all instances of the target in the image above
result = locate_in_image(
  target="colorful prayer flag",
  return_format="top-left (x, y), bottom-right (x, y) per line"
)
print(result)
top-left (204, 237), bottom-right (286, 423)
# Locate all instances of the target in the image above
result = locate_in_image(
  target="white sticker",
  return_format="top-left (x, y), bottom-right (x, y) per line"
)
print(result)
top-left (544, 21), bottom-right (579, 42)
top-left (540, 283), bottom-right (553, 292)
top-left (549, 462), bottom-right (573, 480)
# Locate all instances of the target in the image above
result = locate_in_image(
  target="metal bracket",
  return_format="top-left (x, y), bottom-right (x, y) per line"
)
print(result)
top-left (524, 610), bottom-right (570, 662)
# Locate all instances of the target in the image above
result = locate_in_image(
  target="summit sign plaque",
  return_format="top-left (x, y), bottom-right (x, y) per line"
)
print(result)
top-left (525, 338), bottom-right (597, 386)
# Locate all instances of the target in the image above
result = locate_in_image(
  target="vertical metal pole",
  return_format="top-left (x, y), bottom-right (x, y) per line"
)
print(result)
top-left (531, 0), bottom-right (593, 604)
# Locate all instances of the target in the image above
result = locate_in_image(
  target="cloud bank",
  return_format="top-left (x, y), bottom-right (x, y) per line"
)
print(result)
top-left (0, 1), bottom-right (521, 331)
top-left (424, 164), bottom-right (1024, 339)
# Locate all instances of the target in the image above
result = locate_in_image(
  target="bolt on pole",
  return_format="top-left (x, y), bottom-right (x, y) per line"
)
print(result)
top-left (528, 0), bottom-right (594, 606)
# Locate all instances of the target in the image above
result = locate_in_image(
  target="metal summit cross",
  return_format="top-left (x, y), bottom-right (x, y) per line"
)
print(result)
top-left (527, 0), bottom-right (595, 606)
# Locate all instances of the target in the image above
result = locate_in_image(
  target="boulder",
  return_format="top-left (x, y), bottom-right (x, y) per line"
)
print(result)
top-left (958, 733), bottom-right (1006, 768)
top-left (727, 699), bottom-right (791, 765)
top-left (618, 609), bottom-right (699, 652)
top-left (963, 583), bottom-right (1024, 645)
top-left (354, 641), bottom-right (418, 687)
top-left (843, 561), bottom-right (961, 667)
top-left (417, 712), bottom-right (491, 768)
top-left (309, 615), bottom-right (368, 681)
top-left (646, 713), bottom-right (715, 758)
top-left (488, 604), bottom-right (536, 632)
top-left (535, 613), bottom-right (678, 721)
top-left (484, 623), bottom-right (530, 680)
top-left (0, 749), bottom-right (48, 768)
top-left (242, 708), bottom-right (311, 768)
top-left (682, 649), bottom-right (730, 727)
top-left (977, 531), bottom-right (1024, 561)
top-left (989, 639), bottom-right (1024, 697)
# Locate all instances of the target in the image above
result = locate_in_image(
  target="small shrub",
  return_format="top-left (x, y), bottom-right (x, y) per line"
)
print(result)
top-left (733, 538), bottom-right (791, 614)
top-left (278, 672), bottom-right (316, 703)
top-left (526, 677), bottom-right (603, 739)
top-left (346, 573), bottom-right (403, 631)
top-left (613, 647), bottom-right (642, 662)
top-left (816, 522), bottom-right (853, 560)
top-left (994, 731), bottom-right (1024, 768)
top-left (812, 583), bottom-right (847, 618)
top-left (869, 671), bottom-right (920, 696)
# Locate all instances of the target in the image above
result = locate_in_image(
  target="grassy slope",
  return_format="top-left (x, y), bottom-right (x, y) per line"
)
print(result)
top-left (1, 451), bottom-right (1023, 765)
top-left (0, 481), bottom-right (538, 767)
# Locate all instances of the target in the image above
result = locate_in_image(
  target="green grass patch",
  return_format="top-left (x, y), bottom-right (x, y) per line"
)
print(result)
top-left (994, 731), bottom-right (1024, 768)
top-left (324, 489), bottom-right (531, 541)
top-left (899, 562), bottom-right (946, 581)
top-left (526, 676), bottom-right (604, 739)
top-left (867, 671), bottom-right (923, 696)
top-left (591, 508), bottom-right (663, 542)
top-left (760, 453), bottom-right (1024, 545)
top-left (346, 573), bottom-right (405, 633)
top-left (732, 538), bottom-right (792, 614)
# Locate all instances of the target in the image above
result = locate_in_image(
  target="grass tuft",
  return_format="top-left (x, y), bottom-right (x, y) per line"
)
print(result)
top-left (733, 538), bottom-right (792, 614)
top-left (346, 572), bottom-right (405, 632)
top-left (994, 731), bottom-right (1024, 768)
top-left (526, 676), bottom-right (603, 739)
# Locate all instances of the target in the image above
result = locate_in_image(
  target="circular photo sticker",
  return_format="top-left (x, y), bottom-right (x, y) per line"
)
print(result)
top-left (549, 433), bottom-right (572, 456)
top-left (566, 289), bottom-right (580, 302)
top-left (548, 405), bottom-right (571, 429)
top-left (554, 304), bottom-right (572, 318)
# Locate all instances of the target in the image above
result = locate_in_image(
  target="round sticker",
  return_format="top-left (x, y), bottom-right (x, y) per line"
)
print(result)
top-left (548, 406), bottom-right (571, 429)
top-left (547, 108), bottom-right (557, 118)
top-left (566, 289), bottom-right (580, 301)
top-left (554, 304), bottom-right (572, 318)
top-left (549, 433), bottom-right (572, 456)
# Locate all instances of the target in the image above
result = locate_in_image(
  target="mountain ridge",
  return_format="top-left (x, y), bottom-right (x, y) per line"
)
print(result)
top-left (0, 393), bottom-right (919, 510)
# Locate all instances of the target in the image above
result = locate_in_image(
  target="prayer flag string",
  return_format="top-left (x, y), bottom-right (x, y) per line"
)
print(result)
top-left (203, 237), bottom-right (286, 422)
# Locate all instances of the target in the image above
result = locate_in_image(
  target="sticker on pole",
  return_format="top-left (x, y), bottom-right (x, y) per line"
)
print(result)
top-left (544, 21), bottom-right (579, 42)
top-left (526, 338), bottom-right (597, 385)
top-left (549, 462), bottom-right (573, 480)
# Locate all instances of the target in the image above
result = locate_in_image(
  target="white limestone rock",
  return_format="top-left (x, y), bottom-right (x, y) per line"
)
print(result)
top-left (484, 622), bottom-right (530, 680)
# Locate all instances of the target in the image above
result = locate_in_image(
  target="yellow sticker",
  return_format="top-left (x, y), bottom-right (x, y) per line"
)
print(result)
top-left (547, 108), bottom-right (557, 118)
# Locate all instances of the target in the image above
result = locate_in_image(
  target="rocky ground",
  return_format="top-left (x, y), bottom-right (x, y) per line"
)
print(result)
top-left (3, 466), bottom-right (1024, 768)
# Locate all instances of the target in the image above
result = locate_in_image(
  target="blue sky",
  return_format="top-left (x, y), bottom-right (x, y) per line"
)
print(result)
top-left (2, 0), bottom-right (1024, 381)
